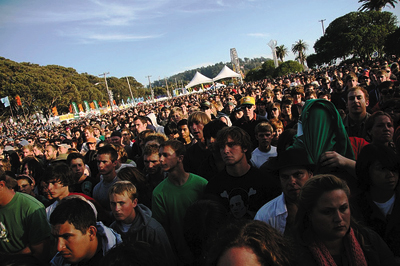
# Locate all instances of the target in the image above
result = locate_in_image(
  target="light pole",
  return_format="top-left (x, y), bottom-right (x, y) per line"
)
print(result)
top-left (319, 19), bottom-right (326, 35)
top-left (126, 77), bottom-right (135, 106)
top-left (96, 72), bottom-right (114, 115)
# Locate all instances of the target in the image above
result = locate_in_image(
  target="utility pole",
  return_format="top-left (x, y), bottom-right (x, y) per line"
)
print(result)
top-left (165, 78), bottom-right (170, 98)
top-left (126, 77), bottom-right (134, 106)
top-left (146, 75), bottom-right (154, 102)
top-left (98, 72), bottom-right (113, 115)
top-left (319, 19), bottom-right (326, 35)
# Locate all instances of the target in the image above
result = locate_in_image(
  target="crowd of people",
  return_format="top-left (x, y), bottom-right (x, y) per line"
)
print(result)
top-left (1, 57), bottom-right (400, 265)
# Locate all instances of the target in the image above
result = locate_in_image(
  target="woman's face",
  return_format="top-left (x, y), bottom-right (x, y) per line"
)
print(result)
top-left (217, 246), bottom-right (261, 266)
top-left (310, 189), bottom-right (351, 242)
top-left (369, 160), bottom-right (399, 191)
top-left (370, 115), bottom-right (393, 144)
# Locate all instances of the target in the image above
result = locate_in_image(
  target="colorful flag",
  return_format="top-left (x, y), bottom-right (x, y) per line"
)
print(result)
top-left (1, 96), bottom-right (10, 107)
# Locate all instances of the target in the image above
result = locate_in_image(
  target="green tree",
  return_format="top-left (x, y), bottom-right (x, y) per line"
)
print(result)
top-left (276, 45), bottom-right (288, 62)
top-left (314, 11), bottom-right (397, 63)
top-left (292, 40), bottom-right (308, 66)
top-left (358, 0), bottom-right (397, 11)
top-left (385, 27), bottom-right (400, 56)
top-left (273, 60), bottom-right (304, 77)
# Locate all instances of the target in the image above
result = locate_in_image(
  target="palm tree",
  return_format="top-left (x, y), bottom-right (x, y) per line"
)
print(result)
top-left (292, 40), bottom-right (308, 66)
top-left (358, 0), bottom-right (397, 11)
top-left (276, 45), bottom-right (288, 62)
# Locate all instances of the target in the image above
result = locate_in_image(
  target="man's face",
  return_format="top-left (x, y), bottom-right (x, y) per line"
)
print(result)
top-left (58, 146), bottom-right (69, 155)
top-left (52, 222), bottom-right (97, 264)
top-left (70, 158), bottom-right (85, 180)
top-left (279, 167), bottom-right (312, 202)
top-left (189, 122), bottom-right (204, 141)
top-left (159, 146), bottom-right (180, 172)
top-left (256, 103), bottom-right (266, 113)
top-left (178, 125), bottom-right (190, 139)
top-left (171, 113), bottom-right (182, 123)
top-left (97, 153), bottom-right (117, 178)
top-left (44, 146), bottom-right (57, 160)
top-left (109, 193), bottom-right (137, 224)
top-left (17, 179), bottom-right (34, 195)
top-left (256, 131), bottom-right (273, 151)
top-left (281, 103), bottom-right (292, 116)
top-left (161, 110), bottom-right (170, 119)
top-left (121, 131), bottom-right (131, 144)
top-left (220, 136), bottom-right (246, 166)
top-left (84, 130), bottom-right (92, 139)
top-left (377, 73), bottom-right (388, 84)
top-left (46, 179), bottom-right (68, 200)
top-left (110, 136), bottom-right (121, 145)
top-left (347, 89), bottom-right (369, 116)
top-left (23, 148), bottom-right (33, 158)
top-left (241, 105), bottom-right (255, 120)
top-left (347, 78), bottom-right (358, 89)
top-left (133, 119), bottom-right (147, 134)
top-left (33, 146), bottom-right (42, 156)
top-left (144, 153), bottom-right (161, 175)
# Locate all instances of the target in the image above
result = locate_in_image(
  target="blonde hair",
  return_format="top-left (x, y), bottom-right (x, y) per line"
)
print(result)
top-left (108, 180), bottom-right (138, 201)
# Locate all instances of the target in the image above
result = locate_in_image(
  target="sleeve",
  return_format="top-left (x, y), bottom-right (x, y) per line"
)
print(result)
top-left (26, 206), bottom-right (51, 245)
top-left (151, 190), bottom-right (168, 228)
top-left (364, 228), bottom-right (397, 266)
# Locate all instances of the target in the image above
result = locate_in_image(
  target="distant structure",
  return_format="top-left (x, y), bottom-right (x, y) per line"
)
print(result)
top-left (230, 48), bottom-right (243, 79)
top-left (268, 40), bottom-right (278, 68)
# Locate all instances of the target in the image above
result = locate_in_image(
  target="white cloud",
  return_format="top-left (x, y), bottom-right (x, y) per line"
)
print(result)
top-left (87, 33), bottom-right (162, 41)
top-left (247, 33), bottom-right (269, 38)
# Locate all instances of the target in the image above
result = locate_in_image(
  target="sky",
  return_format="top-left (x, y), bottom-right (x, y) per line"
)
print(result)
top-left (0, 0), bottom-right (399, 86)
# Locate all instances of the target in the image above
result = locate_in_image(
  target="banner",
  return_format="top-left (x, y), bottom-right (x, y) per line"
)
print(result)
top-left (72, 102), bottom-right (79, 114)
top-left (78, 104), bottom-right (84, 112)
top-left (93, 100), bottom-right (99, 110)
top-left (1, 96), bottom-right (10, 107)
top-left (15, 95), bottom-right (22, 106)
top-left (52, 106), bottom-right (58, 116)
top-left (83, 101), bottom-right (90, 112)
top-left (90, 102), bottom-right (95, 110)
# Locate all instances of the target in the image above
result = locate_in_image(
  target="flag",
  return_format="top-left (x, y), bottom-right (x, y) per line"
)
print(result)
top-left (15, 95), bottom-right (22, 106)
top-left (1, 96), bottom-right (10, 107)
top-left (83, 101), bottom-right (90, 112)
top-left (72, 102), bottom-right (79, 114)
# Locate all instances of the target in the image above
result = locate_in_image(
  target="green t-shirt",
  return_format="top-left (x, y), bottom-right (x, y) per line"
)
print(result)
top-left (152, 173), bottom-right (207, 263)
top-left (0, 192), bottom-right (51, 253)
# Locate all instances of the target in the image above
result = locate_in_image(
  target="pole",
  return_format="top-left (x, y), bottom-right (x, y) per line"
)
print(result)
top-left (99, 72), bottom-right (113, 115)
top-left (165, 78), bottom-right (170, 98)
top-left (319, 19), bottom-right (326, 35)
top-left (146, 75), bottom-right (154, 102)
top-left (126, 77), bottom-right (134, 106)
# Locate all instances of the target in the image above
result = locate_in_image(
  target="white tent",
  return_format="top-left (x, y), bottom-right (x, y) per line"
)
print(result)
top-left (213, 65), bottom-right (241, 81)
top-left (185, 71), bottom-right (213, 89)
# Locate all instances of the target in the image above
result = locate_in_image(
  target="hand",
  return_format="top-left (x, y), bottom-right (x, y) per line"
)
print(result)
top-left (319, 151), bottom-right (356, 177)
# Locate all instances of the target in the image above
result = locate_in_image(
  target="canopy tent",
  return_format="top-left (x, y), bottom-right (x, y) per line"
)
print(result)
top-left (213, 65), bottom-right (241, 81)
top-left (185, 71), bottom-right (213, 89)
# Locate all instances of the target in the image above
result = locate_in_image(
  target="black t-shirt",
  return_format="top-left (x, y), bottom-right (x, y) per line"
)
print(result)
top-left (205, 166), bottom-right (279, 220)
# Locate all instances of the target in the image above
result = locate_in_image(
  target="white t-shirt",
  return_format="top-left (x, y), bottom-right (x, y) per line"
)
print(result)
top-left (250, 146), bottom-right (277, 168)
top-left (374, 194), bottom-right (395, 217)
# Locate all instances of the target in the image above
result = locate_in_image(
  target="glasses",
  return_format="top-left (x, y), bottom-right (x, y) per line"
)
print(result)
top-left (227, 98), bottom-right (234, 101)
top-left (272, 108), bottom-right (278, 111)
top-left (241, 105), bottom-right (253, 110)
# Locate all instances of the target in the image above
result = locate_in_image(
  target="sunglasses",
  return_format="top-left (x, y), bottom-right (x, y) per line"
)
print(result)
top-left (241, 105), bottom-right (253, 110)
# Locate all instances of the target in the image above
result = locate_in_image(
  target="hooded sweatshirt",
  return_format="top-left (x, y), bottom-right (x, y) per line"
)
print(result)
top-left (110, 203), bottom-right (175, 266)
